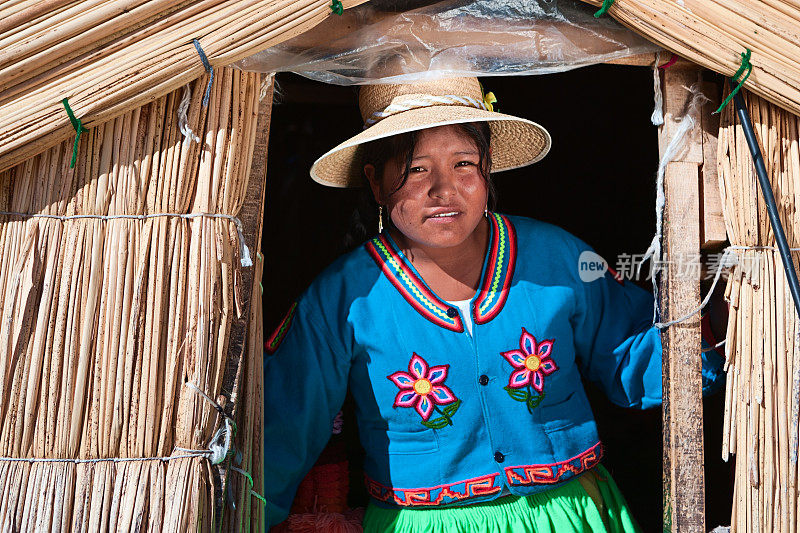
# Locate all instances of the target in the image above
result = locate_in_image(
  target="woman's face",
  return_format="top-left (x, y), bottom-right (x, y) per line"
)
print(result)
top-left (365, 125), bottom-right (489, 251)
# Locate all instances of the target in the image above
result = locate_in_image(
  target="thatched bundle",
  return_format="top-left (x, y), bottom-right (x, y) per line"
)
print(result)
top-left (718, 86), bottom-right (800, 532)
top-left (0, 0), bottom-right (367, 173)
top-left (0, 67), bottom-right (263, 531)
top-left (581, 0), bottom-right (800, 118)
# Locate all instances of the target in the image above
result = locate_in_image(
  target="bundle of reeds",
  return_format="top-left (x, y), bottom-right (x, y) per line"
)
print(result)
top-left (0, 0), bottom-right (366, 173)
top-left (718, 86), bottom-right (800, 532)
top-left (580, 0), bottom-right (800, 118)
top-left (0, 67), bottom-right (263, 532)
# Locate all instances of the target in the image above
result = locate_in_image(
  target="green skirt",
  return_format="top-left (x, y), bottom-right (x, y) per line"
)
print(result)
top-left (362, 465), bottom-right (642, 533)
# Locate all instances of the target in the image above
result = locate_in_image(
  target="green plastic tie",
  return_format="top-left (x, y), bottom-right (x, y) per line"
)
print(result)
top-left (61, 98), bottom-right (85, 169)
top-left (714, 49), bottom-right (753, 115)
top-left (330, 0), bottom-right (343, 15)
top-left (593, 0), bottom-right (615, 18)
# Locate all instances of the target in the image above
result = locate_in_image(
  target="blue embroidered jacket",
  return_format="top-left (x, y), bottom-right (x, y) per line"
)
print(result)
top-left (263, 213), bottom-right (725, 527)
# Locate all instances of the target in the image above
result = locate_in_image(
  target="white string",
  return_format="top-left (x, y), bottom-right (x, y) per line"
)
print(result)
top-left (184, 380), bottom-right (221, 411)
top-left (178, 84), bottom-right (201, 144)
top-left (654, 244), bottom-right (800, 330)
top-left (175, 420), bottom-right (233, 465)
top-left (0, 453), bottom-right (208, 464)
top-left (654, 248), bottom-right (738, 329)
top-left (183, 381), bottom-right (235, 465)
top-left (651, 51), bottom-right (665, 126)
top-left (0, 210), bottom-right (252, 267)
top-left (702, 339), bottom-right (727, 353)
top-left (638, 83), bottom-right (710, 324)
top-left (364, 94), bottom-right (490, 128)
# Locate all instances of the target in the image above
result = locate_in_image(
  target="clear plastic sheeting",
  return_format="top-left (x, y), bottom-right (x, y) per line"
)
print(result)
top-left (235, 0), bottom-right (660, 84)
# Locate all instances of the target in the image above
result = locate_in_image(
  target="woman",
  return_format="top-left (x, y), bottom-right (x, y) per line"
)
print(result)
top-left (264, 77), bottom-right (725, 532)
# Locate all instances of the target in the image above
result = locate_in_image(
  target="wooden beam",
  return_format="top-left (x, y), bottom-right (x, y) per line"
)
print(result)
top-left (660, 64), bottom-right (706, 533)
top-left (699, 80), bottom-right (727, 249)
top-left (604, 52), bottom-right (658, 66)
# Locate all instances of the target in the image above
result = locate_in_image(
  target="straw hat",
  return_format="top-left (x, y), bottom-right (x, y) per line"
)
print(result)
top-left (310, 77), bottom-right (551, 188)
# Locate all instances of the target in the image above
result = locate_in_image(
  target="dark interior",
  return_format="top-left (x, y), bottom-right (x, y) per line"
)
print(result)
top-left (263, 64), bottom-right (732, 531)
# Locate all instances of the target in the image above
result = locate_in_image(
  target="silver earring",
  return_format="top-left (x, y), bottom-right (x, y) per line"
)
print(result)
top-left (484, 206), bottom-right (489, 218)
top-left (378, 205), bottom-right (384, 233)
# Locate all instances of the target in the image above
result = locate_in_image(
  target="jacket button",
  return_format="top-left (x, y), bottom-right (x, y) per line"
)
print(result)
top-left (446, 307), bottom-right (458, 318)
top-left (494, 451), bottom-right (505, 463)
top-left (479, 375), bottom-right (489, 386)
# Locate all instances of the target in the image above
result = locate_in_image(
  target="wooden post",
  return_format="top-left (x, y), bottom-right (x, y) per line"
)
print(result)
top-left (660, 62), bottom-right (706, 532)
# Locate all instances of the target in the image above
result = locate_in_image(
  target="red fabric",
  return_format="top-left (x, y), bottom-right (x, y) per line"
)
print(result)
top-left (271, 508), bottom-right (365, 533)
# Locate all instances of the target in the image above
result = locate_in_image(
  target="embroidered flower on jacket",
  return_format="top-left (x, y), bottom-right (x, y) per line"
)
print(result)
top-left (501, 328), bottom-right (558, 392)
top-left (388, 353), bottom-right (458, 424)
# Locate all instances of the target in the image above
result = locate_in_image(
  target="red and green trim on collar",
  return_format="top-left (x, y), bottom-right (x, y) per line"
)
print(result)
top-left (366, 234), bottom-right (465, 332)
top-left (473, 212), bottom-right (517, 324)
top-left (365, 213), bottom-right (517, 332)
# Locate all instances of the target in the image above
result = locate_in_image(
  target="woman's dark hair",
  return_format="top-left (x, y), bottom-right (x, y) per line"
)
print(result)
top-left (343, 122), bottom-right (496, 250)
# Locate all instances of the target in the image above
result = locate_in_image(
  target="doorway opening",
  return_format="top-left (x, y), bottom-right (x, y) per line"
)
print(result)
top-left (263, 66), bottom-right (731, 530)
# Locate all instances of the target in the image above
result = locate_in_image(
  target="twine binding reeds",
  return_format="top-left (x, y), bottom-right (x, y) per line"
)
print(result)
top-left (652, 245), bottom-right (800, 330)
top-left (178, 85), bottom-right (201, 144)
top-left (61, 98), bottom-right (85, 169)
top-left (329, 0), bottom-right (344, 15)
top-left (181, 381), bottom-right (236, 464)
top-left (714, 49), bottom-right (753, 115)
top-left (229, 466), bottom-right (268, 506)
top-left (654, 247), bottom-right (739, 329)
top-left (0, 453), bottom-right (208, 464)
top-left (0, 211), bottom-right (253, 267)
top-left (593, 0), bottom-right (615, 17)
top-left (193, 39), bottom-right (214, 108)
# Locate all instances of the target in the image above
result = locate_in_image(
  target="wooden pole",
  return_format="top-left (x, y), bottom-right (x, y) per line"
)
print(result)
top-left (660, 62), bottom-right (706, 532)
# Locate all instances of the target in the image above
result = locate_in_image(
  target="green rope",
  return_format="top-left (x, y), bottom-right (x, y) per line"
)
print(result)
top-left (714, 49), bottom-right (753, 115)
top-left (230, 466), bottom-right (268, 507)
top-left (61, 98), bottom-right (85, 169)
top-left (593, 0), bottom-right (615, 18)
top-left (330, 0), bottom-right (343, 15)
top-left (250, 489), bottom-right (268, 507)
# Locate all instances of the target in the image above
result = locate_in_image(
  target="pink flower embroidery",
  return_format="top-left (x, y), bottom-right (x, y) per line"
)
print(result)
top-left (501, 328), bottom-right (558, 393)
top-left (388, 353), bottom-right (457, 421)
